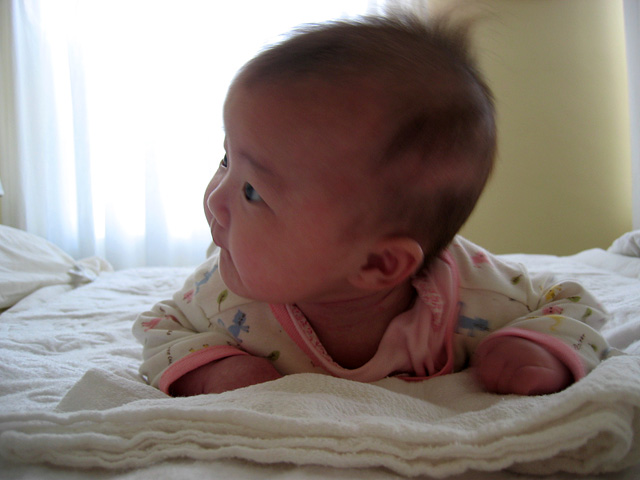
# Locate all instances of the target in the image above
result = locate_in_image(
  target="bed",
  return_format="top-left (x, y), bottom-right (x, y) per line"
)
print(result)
top-left (1, 224), bottom-right (639, 480)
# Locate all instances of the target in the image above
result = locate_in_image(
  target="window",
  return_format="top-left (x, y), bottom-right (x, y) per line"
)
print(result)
top-left (1, 0), bottom-right (384, 268)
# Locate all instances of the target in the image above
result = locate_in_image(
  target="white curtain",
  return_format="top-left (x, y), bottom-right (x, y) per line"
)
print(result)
top-left (0, 0), bottom-right (383, 269)
top-left (625, 0), bottom-right (640, 229)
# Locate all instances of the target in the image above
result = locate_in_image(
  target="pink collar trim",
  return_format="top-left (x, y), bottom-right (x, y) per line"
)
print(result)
top-left (270, 250), bottom-right (460, 382)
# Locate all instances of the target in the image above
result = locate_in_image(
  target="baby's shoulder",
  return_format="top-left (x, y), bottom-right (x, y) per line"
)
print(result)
top-left (446, 236), bottom-right (530, 289)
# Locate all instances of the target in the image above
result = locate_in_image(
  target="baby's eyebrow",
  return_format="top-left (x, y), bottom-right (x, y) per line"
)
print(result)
top-left (246, 153), bottom-right (279, 180)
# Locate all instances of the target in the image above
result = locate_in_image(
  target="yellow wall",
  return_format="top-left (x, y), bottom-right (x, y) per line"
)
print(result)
top-left (440, 0), bottom-right (633, 254)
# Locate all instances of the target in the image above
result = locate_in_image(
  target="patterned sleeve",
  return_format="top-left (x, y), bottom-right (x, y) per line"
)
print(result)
top-left (132, 255), bottom-right (249, 393)
top-left (479, 276), bottom-right (610, 379)
top-left (452, 237), bottom-right (611, 381)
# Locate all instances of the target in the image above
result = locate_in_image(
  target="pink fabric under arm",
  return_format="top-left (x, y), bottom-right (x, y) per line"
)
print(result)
top-left (475, 327), bottom-right (586, 382)
top-left (158, 345), bottom-right (249, 394)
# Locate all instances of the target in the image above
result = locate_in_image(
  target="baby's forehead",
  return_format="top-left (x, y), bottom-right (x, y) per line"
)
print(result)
top-left (229, 77), bottom-right (392, 152)
top-left (234, 72), bottom-right (387, 113)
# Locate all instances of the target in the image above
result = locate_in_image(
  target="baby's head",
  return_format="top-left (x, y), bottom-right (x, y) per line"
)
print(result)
top-left (206, 14), bottom-right (496, 303)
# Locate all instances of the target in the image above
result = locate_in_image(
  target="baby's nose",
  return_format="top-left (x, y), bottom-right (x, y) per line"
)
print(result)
top-left (204, 175), bottom-right (230, 228)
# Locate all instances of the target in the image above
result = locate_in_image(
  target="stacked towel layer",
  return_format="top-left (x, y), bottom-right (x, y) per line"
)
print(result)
top-left (1, 353), bottom-right (639, 478)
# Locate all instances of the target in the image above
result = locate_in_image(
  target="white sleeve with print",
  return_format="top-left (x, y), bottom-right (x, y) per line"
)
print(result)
top-left (449, 236), bottom-right (610, 378)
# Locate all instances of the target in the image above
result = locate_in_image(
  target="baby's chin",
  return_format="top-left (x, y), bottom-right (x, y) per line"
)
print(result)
top-left (218, 253), bottom-right (280, 303)
top-left (217, 252), bottom-right (248, 297)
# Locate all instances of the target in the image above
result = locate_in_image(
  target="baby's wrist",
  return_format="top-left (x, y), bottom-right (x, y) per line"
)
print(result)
top-left (170, 355), bottom-right (282, 396)
top-left (474, 334), bottom-right (574, 395)
top-left (476, 327), bottom-right (585, 381)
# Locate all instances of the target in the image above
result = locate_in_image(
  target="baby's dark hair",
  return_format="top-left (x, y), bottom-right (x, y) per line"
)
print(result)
top-left (237, 13), bottom-right (496, 267)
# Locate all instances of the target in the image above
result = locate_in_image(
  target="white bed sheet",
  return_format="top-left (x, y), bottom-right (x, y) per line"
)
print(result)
top-left (1, 246), bottom-right (640, 480)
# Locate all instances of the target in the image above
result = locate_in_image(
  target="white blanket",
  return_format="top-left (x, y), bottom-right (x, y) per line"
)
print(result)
top-left (1, 243), bottom-right (640, 478)
top-left (2, 358), bottom-right (638, 477)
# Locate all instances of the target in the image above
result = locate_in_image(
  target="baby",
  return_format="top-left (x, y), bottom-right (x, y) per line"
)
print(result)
top-left (133, 14), bottom-right (610, 397)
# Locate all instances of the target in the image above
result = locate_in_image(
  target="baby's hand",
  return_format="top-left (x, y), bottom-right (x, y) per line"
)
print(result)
top-left (170, 355), bottom-right (282, 396)
top-left (473, 336), bottom-right (572, 395)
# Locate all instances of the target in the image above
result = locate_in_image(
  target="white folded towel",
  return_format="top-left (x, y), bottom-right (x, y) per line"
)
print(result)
top-left (1, 354), bottom-right (639, 478)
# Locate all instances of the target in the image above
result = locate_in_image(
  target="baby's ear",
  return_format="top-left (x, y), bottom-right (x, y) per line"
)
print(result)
top-left (349, 237), bottom-right (424, 290)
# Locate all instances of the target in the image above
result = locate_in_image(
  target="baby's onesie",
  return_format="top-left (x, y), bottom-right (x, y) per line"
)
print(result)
top-left (133, 236), bottom-right (610, 394)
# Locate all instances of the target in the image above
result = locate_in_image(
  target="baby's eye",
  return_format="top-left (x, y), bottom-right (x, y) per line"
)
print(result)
top-left (220, 154), bottom-right (228, 168)
top-left (243, 183), bottom-right (262, 203)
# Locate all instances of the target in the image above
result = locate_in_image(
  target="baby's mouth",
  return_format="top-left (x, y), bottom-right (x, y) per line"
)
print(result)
top-left (210, 223), bottom-right (227, 252)
top-left (212, 234), bottom-right (225, 251)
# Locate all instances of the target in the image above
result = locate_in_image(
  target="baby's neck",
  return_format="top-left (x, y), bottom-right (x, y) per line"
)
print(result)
top-left (296, 280), bottom-right (416, 369)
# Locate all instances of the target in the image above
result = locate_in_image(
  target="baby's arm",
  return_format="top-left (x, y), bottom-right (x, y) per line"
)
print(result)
top-left (471, 279), bottom-right (609, 395)
top-left (170, 356), bottom-right (282, 396)
top-left (452, 237), bottom-right (609, 396)
top-left (133, 256), bottom-right (282, 396)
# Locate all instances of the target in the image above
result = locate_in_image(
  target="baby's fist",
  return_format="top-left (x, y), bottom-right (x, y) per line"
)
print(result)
top-left (473, 336), bottom-right (572, 395)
